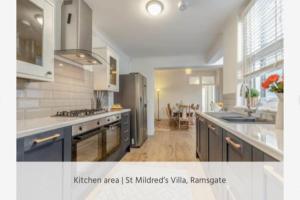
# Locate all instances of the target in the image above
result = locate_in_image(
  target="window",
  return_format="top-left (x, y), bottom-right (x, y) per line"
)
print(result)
top-left (202, 76), bottom-right (215, 112)
top-left (189, 76), bottom-right (200, 85)
top-left (242, 0), bottom-right (283, 101)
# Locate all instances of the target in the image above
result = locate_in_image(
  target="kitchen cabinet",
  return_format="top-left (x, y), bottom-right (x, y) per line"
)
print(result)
top-left (93, 47), bottom-right (120, 92)
top-left (121, 111), bottom-right (131, 153)
top-left (208, 121), bottom-right (223, 161)
top-left (196, 115), bottom-right (209, 161)
top-left (252, 147), bottom-right (279, 161)
top-left (17, 127), bottom-right (72, 161)
top-left (17, 0), bottom-right (55, 81)
top-left (195, 114), bottom-right (280, 162)
top-left (223, 131), bottom-right (252, 161)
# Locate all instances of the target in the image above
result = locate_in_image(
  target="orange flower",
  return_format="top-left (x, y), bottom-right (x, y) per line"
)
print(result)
top-left (266, 74), bottom-right (279, 84)
top-left (261, 80), bottom-right (270, 89)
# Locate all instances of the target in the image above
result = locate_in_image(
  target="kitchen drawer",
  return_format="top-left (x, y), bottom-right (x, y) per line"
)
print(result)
top-left (121, 112), bottom-right (130, 125)
top-left (223, 131), bottom-right (252, 161)
top-left (17, 127), bottom-right (72, 161)
top-left (122, 129), bottom-right (130, 144)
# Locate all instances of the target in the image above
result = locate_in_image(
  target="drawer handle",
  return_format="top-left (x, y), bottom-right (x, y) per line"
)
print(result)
top-left (208, 124), bottom-right (216, 131)
top-left (33, 134), bottom-right (60, 144)
top-left (225, 137), bottom-right (241, 149)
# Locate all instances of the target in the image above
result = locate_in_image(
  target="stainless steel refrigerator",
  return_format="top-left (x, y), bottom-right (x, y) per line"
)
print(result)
top-left (114, 73), bottom-right (148, 147)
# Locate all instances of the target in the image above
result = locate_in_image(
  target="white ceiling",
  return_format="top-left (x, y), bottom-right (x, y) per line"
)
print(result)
top-left (85, 0), bottom-right (245, 58)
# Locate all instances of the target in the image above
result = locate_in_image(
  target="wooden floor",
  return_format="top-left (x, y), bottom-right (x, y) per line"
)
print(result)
top-left (121, 120), bottom-right (198, 161)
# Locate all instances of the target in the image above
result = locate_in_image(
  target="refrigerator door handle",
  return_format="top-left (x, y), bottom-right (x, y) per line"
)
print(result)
top-left (136, 108), bottom-right (139, 145)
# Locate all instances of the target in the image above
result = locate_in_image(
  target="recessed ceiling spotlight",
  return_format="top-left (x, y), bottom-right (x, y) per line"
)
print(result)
top-left (146, 0), bottom-right (164, 16)
top-left (178, 0), bottom-right (188, 11)
top-left (35, 14), bottom-right (43, 26)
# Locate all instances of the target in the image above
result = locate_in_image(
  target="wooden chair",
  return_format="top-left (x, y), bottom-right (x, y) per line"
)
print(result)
top-left (166, 104), bottom-right (178, 128)
top-left (178, 106), bottom-right (189, 129)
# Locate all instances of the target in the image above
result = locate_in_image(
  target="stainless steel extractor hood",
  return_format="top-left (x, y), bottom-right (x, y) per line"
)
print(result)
top-left (55, 0), bottom-right (106, 67)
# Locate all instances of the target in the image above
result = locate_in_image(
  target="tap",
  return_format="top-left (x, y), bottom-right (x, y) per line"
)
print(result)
top-left (240, 83), bottom-right (253, 116)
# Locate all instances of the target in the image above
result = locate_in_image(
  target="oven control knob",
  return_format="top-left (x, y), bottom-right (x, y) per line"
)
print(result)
top-left (79, 126), bottom-right (82, 131)
top-left (97, 121), bottom-right (100, 125)
top-left (107, 118), bottom-right (110, 122)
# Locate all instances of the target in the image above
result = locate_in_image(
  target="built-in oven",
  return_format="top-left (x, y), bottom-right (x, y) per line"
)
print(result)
top-left (103, 121), bottom-right (121, 156)
top-left (71, 114), bottom-right (121, 161)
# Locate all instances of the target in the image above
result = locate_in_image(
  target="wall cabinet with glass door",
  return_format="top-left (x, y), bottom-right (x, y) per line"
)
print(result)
top-left (17, 0), bottom-right (55, 81)
top-left (93, 47), bottom-right (119, 92)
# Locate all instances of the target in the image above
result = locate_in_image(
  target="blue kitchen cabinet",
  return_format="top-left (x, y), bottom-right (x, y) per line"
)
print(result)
top-left (17, 127), bottom-right (72, 161)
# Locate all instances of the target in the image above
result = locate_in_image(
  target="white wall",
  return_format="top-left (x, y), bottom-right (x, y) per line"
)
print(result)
top-left (154, 69), bottom-right (219, 119)
top-left (222, 15), bottom-right (239, 94)
top-left (131, 55), bottom-right (220, 135)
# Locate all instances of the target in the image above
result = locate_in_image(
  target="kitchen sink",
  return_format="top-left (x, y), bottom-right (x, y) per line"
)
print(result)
top-left (206, 112), bottom-right (274, 124)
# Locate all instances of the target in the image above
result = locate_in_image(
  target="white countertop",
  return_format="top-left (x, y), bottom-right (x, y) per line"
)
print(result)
top-left (17, 109), bottom-right (131, 138)
top-left (197, 112), bottom-right (283, 161)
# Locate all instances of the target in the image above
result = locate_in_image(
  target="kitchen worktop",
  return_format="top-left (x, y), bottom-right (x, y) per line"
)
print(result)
top-left (17, 109), bottom-right (131, 138)
top-left (196, 112), bottom-right (283, 161)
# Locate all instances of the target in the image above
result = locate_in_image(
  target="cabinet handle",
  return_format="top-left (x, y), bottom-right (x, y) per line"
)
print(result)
top-left (33, 134), bottom-right (60, 144)
top-left (46, 71), bottom-right (52, 75)
top-left (225, 137), bottom-right (241, 149)
top-left (208, 124), bottom-right (216, 131)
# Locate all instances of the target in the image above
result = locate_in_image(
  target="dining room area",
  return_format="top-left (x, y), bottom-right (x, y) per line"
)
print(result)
top-left (122, 67), bottom-right (223, 161)
top-left (154, 68), bottom-right (223, 132)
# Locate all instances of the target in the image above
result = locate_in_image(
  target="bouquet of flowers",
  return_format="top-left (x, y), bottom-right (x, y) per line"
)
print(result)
top-left (261, 74), bottom-right (284, 93)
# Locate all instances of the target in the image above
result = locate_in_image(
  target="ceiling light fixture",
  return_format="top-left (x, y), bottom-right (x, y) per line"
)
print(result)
top-left (146, 0), bottom-right (164, 16)
top-left (178, 0), bottom-right (188, 11)
top-left (185, 68), bottom-right (192, 75)
top-left (35, 14), bottom-right (43, 26)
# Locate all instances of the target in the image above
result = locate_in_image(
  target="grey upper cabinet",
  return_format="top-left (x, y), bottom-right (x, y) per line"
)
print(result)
top-left (223, 131), bottom-right (252, 161)
top-left (208, 121), bottom-right (223, 161)
top-left (17, 127), bottom-right (72, 162)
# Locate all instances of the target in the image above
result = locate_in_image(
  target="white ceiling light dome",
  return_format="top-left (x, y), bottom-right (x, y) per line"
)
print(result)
top-left (146, 0), bottom-right (164, 16)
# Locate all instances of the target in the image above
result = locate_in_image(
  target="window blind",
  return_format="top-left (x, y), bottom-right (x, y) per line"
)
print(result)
top-left (243, 0), bottom-right (283, 78)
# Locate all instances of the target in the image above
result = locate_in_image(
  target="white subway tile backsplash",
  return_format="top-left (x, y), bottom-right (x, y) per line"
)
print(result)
top-left (16, 60), bottom-right (102, 120)
top-left (24, 108), bottom-right (53, 119)
top-left (18, 99), bottom-right (39, 109)
top-left (26, 90), bottom-right (52, 98)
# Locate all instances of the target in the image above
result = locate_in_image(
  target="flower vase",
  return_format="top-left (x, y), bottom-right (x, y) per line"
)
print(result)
top-left (275, 93), bottom-right (283, 129)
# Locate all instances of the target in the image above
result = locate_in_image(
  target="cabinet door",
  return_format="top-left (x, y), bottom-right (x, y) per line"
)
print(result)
top-left (252, 147), bottom-right (279, 162)
top-left (17, 0), bottom-right (54, 81)
top-left (223, 131), bottom-right (252, 161)
top-left (199, 116), bottom-right (209, 161)
top-left (121, 112), bottom-right (131, 152)
top-left (107, 48), bottom-right (119, 92)
top-left (18, 127), bottom-right (71, 162)
top-left (208, 121), bottom-right (223, 161)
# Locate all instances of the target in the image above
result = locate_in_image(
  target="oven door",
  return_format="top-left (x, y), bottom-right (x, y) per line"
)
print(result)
top-left (72, 128), bottom-right (103, 161)
top-left (104, 121), bottom-right (121, 156)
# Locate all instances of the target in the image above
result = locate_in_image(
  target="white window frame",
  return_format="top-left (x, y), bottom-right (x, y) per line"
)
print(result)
top-left (240, 0), bottom-right (284, 106)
